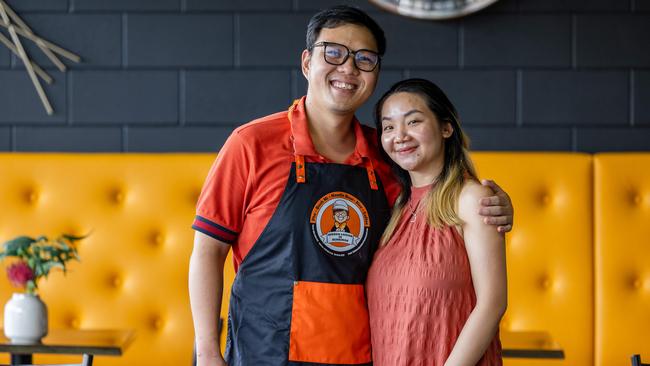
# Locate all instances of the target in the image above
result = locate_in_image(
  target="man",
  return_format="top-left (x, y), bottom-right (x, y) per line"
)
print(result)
top-left (189, 6), bottom-right (513, 366)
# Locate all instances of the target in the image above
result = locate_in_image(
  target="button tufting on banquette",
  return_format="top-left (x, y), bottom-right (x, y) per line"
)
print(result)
top-left (0, 153), bottom-right (648, 366)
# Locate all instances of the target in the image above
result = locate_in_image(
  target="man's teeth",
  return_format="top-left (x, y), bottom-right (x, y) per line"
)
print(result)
top-left (332, 81), bottom-right (355, 90)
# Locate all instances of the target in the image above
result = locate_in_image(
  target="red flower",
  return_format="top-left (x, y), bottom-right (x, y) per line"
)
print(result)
top-left (6, 261), bottom-right (34, 288)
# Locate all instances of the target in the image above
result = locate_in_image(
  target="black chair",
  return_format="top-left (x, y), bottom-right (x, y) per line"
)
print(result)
top-left (632, 354), bottom-right (649, 366)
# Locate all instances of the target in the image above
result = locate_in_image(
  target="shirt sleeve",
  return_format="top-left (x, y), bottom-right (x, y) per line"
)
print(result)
top-left (192, 131), bottom-right (253, 244)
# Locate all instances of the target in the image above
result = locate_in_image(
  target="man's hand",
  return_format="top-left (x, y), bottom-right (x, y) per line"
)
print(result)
top-left (478, 179), bottom-right (514, 233)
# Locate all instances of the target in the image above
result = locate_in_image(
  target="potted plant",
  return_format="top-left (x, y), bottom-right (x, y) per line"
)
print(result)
top-left (1, 234), bottom-right (86, 344)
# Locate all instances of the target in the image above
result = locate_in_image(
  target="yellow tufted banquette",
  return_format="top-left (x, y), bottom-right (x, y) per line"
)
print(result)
top-left (0, 153), bottom-right (648, 366)
top-left (473, 153), bottom-right (594, 366)
top-left (594, 154), bottom-right (650, 366)
top-left (0, 154), bottom-right (227, 366)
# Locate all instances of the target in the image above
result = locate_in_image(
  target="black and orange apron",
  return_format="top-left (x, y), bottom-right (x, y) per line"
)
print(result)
top-left (224, 102), bottom-right (390, 366)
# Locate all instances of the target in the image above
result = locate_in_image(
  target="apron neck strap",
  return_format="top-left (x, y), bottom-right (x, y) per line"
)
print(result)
top-left (288, 100), bottom-right (306, 184)
top-left (364, 158), bottom-right (378, 190)
top-left (287, 99), bottom-right (377, 190)
top-left (295, 155), bottom-right (306, 183)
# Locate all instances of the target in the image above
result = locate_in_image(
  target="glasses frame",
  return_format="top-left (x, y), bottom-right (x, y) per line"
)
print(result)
top-left (310, 41), bottom-right (381, 72)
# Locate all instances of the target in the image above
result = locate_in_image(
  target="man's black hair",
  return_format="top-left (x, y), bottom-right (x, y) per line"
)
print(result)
top-left (306, 5), bottom-right (386, 55)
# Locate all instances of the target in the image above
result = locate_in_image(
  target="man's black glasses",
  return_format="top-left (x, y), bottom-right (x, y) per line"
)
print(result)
top-left (310, 41), bottom-right (380, 72)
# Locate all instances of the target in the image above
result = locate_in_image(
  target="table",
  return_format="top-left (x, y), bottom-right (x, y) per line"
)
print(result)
top-left (501, 330), bottom-right (565, 359)
top-left (0, 329), bottom-right (134, 366)
top-left (2, 328), bottom-right (555, 364)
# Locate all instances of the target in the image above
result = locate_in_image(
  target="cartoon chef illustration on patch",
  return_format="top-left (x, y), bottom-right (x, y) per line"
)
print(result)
top-left (310, 192), bottom-right (370, 256)
top-left (330, 200), bottom-right (351, 233)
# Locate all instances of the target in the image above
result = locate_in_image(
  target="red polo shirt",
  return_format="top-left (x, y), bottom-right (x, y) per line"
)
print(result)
top-left (193, 96), bottom-right (399, 271)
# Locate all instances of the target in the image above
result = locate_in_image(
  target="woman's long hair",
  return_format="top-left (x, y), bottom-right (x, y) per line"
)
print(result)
top-left (374, 78), bottom-right (478, 245)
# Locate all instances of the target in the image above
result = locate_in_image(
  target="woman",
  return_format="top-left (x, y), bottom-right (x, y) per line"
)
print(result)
top-left (366, 79), bottom-right (507, 366)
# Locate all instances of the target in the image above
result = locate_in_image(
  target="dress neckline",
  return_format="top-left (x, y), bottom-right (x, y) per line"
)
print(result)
top-left (410, 183), bottom-right (434, 202)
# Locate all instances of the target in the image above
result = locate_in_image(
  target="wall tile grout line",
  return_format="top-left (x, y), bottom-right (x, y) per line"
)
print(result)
top-left (67, 70), bottom-right (73, 125)
top-left (122, 125), bottom-right (129, 152)
top-left (10, 125), bottom-right (16, 152)
top-left (516, 69), bottom-right (522, 127)
top-left (179, 69), bottom-right (186, 126)
top-left (458, 20), bottom-right (464, 69)
top-left (233, 13), bottom-right (240, 68)
top-left (122, 13), bottom-right (128, 69)
top-left (630, 69), bottom-right (635, 126)
top-left (290, 69), bottom-right (297, 100)
top-left (571, 126), bottom-right (577, 152)
top-left (571, 14), bottom-right (577, 69)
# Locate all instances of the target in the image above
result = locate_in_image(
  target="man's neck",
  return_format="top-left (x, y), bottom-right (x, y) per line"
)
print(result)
top-left (304, 99), bottom-right (357, 164)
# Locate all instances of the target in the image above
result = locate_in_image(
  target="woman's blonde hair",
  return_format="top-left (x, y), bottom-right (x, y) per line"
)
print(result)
top-left (374, 78), bottom-right (478, 245)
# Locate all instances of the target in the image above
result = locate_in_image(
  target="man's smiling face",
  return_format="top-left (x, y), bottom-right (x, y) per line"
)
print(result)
top-left (302, 23), bottom-right (380, 116)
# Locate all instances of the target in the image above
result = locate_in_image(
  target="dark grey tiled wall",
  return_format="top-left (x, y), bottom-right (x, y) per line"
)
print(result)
top-left (70, 71), bottom-right (179, 123)
top-left (0, 127), bottom-right (10, 150)
top-left (0, 0), bottom-right (648, 153)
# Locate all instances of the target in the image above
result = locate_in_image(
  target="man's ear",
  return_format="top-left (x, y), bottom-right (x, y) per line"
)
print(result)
top-left (301, 49), bottom-right (311, 80)
top-left (442, 121), bottom-right (454, 138)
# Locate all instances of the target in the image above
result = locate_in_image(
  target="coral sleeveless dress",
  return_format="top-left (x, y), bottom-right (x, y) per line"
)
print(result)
top-left (366, 184), bottom-right (502, 366)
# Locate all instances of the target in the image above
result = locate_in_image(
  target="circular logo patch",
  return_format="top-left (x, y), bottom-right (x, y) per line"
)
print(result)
top-left (310, 191), bottom-right (370, 257)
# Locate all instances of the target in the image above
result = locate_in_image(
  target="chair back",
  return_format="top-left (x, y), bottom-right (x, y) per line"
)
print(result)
top-left (632, 354), bottom-right (649, 366)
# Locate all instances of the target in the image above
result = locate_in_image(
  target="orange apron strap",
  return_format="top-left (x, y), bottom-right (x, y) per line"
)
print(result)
top-left (364, 159), bottom-right (378, 190)
top-left (288, 100), bottom-right (306, 184)
top-left (295, 155), bottom-right (306, 183)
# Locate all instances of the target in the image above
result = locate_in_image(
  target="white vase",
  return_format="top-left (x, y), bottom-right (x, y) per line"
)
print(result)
top-left (3, 293), bottom-right (48, 344)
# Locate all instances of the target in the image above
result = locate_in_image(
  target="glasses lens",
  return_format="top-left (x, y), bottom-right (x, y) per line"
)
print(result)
top-left (323, 43), bottom-right (347, 65)
top-left (355, 51), bottom-right (379, 71)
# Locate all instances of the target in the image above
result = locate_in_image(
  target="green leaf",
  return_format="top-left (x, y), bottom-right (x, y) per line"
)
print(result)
top-left (62, 233), bottom-right (90, 242)
top-left (2, 236), bottom-right (35, 256)
top-left (42, 261), bottom-right (63, 276)
top-left (35, 262), bottom-right (45, 277)
top-left (55, 254), bottom-right (67, 272)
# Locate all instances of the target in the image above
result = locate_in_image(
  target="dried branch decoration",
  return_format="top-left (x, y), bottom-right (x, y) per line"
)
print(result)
top-left (0, 0), bottom-right (81, 115)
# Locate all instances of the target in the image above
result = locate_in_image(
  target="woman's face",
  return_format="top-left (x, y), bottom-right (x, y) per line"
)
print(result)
top-left (380, 92), bottom-right (453, 186)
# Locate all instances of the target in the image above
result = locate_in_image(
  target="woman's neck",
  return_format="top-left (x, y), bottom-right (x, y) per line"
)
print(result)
top-left (409, 160), bottom-right (444, 187)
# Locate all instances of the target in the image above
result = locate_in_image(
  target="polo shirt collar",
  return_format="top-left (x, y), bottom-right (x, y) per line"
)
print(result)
top-left (290, 96), bottom-right (373, 164)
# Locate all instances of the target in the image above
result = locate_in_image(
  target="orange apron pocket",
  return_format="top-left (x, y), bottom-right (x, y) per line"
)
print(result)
top-left (289, 281), bottom-right (371, 364)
